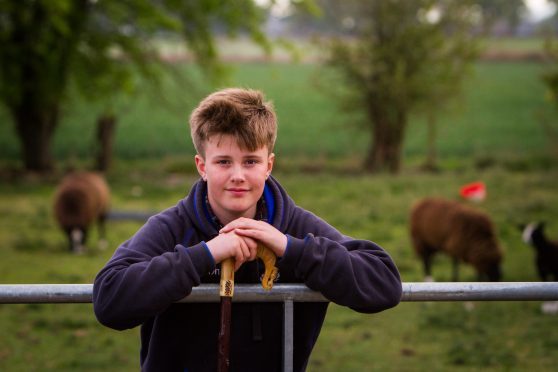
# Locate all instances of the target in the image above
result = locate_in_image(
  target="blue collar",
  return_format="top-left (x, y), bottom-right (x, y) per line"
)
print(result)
top-left (263, 183), bottom-right (275, 225)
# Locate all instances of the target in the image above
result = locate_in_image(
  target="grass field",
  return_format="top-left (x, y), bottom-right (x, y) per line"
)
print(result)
top-left (1, 168), bottom-right (557, 371)
top-left (1, 56), bottom-right (558, 370)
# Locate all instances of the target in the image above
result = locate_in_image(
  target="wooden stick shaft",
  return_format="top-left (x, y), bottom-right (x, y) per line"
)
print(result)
top-left (218, 258), bottom-right (235, 372)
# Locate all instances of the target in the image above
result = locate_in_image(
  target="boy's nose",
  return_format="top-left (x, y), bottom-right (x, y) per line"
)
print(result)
top-left (230, 165), bottom-right (245, 182)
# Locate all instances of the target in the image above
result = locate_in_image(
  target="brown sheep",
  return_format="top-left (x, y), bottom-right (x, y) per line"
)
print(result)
top-left (53, 172), bottom-right (110, 253)
top-left (410, 197), bottom-right (503, 281)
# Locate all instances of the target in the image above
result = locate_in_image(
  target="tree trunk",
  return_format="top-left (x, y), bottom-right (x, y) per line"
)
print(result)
top-left (3, 0), bottom-right (91, 172)
top-left (12, 104), bottom-right (58, 172)
top-left (364, 111), bottom-right (406, 174)
top-left (95, 114), bottom-right (117, 172)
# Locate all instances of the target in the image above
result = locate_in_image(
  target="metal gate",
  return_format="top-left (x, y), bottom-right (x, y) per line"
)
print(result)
top-left (1, 282), bottom-right (557, 372)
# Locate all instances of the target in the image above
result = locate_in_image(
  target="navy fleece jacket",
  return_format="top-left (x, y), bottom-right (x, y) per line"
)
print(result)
top-left (93, 176), bottom-right (402, 371)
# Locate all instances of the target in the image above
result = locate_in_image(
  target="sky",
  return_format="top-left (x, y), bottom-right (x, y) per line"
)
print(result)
top-left (525, 0), bottom-right (556, 21)
top-left (256, 0), bottom-right (558, 22)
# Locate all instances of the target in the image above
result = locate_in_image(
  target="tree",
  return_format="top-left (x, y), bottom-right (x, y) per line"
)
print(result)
top-left (475, 0), bottom-right (526, 36)
top-left (0, 0), bottom-right (271, 171)
top-left (324, 0), bottom-right (478, 173)
top-left (539, 31), bottom-right (558, 156)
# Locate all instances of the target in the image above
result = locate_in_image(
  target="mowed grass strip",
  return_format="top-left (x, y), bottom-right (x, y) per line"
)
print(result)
top-left (0, 61), bottom-right (554, 170)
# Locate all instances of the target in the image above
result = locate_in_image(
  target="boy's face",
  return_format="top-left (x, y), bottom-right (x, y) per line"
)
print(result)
top-left (195, 134), bottom-right (274, 225)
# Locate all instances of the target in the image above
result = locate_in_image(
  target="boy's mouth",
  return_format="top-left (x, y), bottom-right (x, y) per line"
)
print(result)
top-left (226, 188), bottom-right (249, 196)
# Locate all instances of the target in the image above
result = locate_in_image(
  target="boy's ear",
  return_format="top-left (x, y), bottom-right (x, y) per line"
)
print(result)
top-left (195, 155), bottom-right (206, 180)
top-left (267, 153), bottom-right (275, 175)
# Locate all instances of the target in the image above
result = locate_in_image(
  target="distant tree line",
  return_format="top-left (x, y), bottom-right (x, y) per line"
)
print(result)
top-left (284, 0), bottom-right (529, 37)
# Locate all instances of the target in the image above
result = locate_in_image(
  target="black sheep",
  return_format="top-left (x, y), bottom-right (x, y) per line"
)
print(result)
top-left (522, 222), bottom-right (558, 281)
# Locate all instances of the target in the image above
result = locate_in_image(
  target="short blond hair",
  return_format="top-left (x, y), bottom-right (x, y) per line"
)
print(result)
top-left (189, 88), bottom-right (277, 157)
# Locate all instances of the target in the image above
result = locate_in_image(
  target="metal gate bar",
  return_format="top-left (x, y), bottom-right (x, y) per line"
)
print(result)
top-left (283, 300), bottom-right (294, 372)
top-left (1, 282), bottom-right (558, 304)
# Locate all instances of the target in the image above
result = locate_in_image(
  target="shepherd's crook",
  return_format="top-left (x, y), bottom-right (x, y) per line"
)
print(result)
top-left (217, 245), bottom-right (278, 371)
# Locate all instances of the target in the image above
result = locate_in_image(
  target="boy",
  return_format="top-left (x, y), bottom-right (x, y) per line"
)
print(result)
top-left (93, 88), bottom-right (402, 371)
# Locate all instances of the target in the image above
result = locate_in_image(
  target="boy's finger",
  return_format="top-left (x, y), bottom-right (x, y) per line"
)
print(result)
top-left (237, 234), bottom-right (258, 260)
top-left (234, 228), bottom-right (264, 242)
top-left (219, 225), bottom-right (233, 234)
top-left (247, 240), bottom-right (258, 261)
top-left (239, 238), bottom-right (251, 262)
top-left (220, 218), bottom-right (261, 233)
top-left (234, 259), bottom-right (243, 271)
top-left (234, 249), bottom-right (246, 270)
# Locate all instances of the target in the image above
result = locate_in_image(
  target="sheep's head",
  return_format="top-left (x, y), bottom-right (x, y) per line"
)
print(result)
top-left (476, 246), bottom-right (503, 281)
top-left (485, 263), bottom-right (502, 282)
top-left (521, 222), bottom-right (544, 246)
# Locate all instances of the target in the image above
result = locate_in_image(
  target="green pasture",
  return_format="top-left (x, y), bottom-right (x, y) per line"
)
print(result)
top-left (1, 168), bottom-right (557, 371)
top-left (1, 57), bottom-right (558, 370)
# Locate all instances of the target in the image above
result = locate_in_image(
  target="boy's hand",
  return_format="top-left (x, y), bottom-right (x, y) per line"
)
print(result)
top-left (219, 218), bottom-right (288, 257)
top-left (206, 231), bottom-right (258, 271)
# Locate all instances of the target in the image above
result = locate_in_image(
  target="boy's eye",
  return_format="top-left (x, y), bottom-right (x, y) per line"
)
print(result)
top-left (217, 159), bottom-right (231, 165)
top-left (245, 158), bottom-right (264, 167)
